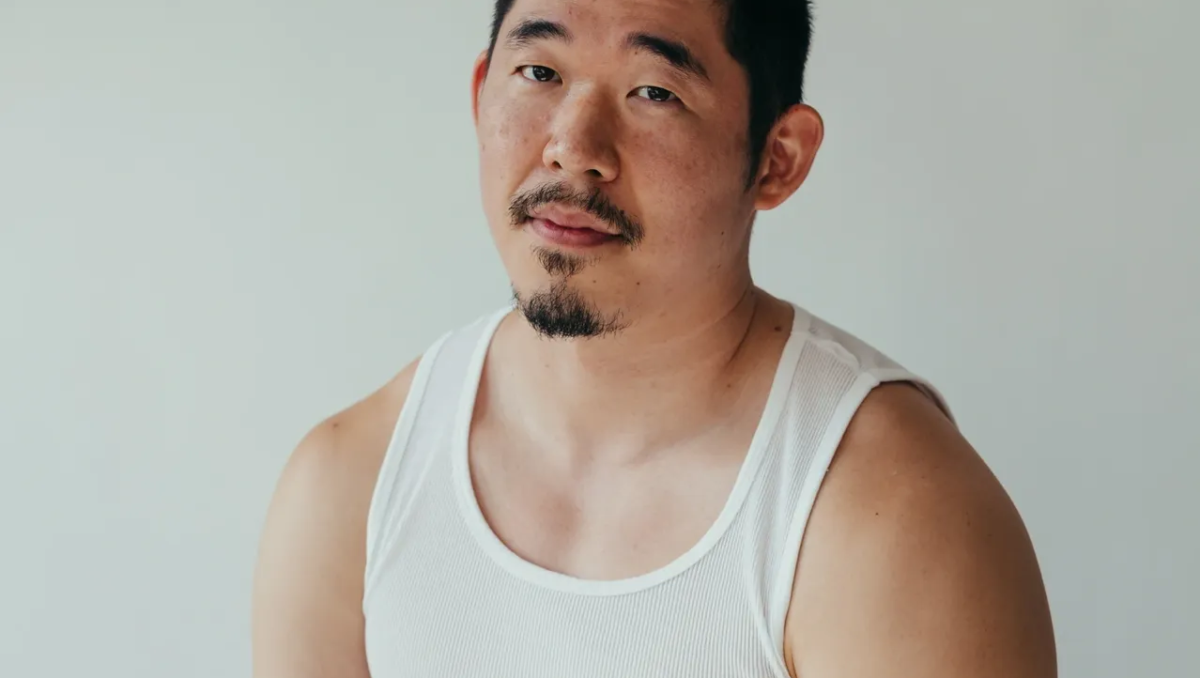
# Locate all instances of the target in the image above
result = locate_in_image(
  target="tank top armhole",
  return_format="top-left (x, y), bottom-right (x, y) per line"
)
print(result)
top-left (768, 367), bottom-right (955, 652)
top-left (765, 370), bottom-right (880, 652)
top-left (363, 332), bottom-right (452, 595)
top-left (765, 367), bottom-right (953, 653)
top-left (869, 367), bottom-right (956, 424)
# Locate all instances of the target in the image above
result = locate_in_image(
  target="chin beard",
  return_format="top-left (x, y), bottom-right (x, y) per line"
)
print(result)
top-left (514, 282), bottom-right (623, 339)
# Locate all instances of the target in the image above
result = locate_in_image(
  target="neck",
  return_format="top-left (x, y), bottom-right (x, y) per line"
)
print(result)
top-left (486, 284), bottom-right (794, 464)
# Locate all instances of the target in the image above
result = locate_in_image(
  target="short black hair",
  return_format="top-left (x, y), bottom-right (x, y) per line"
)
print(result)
top-left (486, 0), bottom-right (815, 188)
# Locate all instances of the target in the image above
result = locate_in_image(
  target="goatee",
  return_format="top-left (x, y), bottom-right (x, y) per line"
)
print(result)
top-left (514, 283), bottom-right (622, 339)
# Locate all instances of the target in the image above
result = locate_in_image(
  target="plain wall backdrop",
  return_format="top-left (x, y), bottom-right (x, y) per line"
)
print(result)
top-left (1, 0), bottom-right (1196, 676)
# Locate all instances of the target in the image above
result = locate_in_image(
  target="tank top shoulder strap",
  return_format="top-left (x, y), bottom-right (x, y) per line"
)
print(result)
top-left (749, 304), bottom-right (954, 650)
top-left (364, 307), bottom-right (510, 595)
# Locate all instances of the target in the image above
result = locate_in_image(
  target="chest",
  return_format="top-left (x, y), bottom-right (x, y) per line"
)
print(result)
top-left (364, 582), bottom-right (782, 678)
top-left (362, 517), bottom-right (783, 678)
top-left (465, 418), bottom-right (750, 582)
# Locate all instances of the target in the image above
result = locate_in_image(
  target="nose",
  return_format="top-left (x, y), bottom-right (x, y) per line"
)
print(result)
top-left (542, 88), bottom-right (620, 183)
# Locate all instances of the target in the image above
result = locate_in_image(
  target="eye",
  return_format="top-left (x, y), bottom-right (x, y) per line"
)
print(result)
top-left (633, 85), bottom-right (679, 104)
top-left (519, 65), bottom-right (561, 83)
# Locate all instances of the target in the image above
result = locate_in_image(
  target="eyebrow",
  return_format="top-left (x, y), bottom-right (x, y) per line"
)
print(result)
top-left (505, 18), bottom-right (572, 49)
top-left (624, 32), bottom-right (711, 83)
top-left (504, 18), bottom-right (711, 84)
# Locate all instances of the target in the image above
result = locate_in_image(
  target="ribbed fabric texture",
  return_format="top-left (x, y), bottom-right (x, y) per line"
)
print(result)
top-left (362, 305), bottom-right (948, 677)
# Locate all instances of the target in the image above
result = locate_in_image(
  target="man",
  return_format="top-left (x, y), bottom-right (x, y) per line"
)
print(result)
top-left (252, 0), bottom-right (1056, 675)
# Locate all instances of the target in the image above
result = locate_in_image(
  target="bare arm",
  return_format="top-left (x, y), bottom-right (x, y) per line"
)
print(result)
top-left (251, 362), bottom-right (418, 678)
top-left (784, 384), bottom-right (1056, 678)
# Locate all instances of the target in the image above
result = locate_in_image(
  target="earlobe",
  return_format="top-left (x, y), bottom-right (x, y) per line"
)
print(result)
top-left (753, 104), bottom-right (825, 211)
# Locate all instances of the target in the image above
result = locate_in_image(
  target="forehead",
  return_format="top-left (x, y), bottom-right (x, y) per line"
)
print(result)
top-left (499, 0), bottom-right (729, 55)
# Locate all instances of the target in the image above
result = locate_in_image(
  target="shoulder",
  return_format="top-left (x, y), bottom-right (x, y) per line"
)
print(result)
top-left (285, 359), bottom-right (421, 498)
top-left (783, 383), bottom-right (1056, 677)
top-left (251, 357), bottom-right (421, 677)
top-left (258, 355), bottom-right (422, 572)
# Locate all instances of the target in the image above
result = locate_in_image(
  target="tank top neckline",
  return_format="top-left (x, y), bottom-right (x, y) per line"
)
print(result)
top-left (449, 303), bottom-right (812, 597)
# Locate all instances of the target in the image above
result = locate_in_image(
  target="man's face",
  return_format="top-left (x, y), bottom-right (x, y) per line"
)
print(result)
top-left (474, 0), bottom-right (759, 337)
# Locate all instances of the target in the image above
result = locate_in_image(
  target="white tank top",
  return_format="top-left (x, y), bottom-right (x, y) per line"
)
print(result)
top-left (362, 304), bottom-right (949, 677)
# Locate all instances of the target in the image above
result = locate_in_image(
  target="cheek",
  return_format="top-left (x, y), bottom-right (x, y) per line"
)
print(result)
top-left (481, 93), bottom-right (545, 164)
top-left (479, 99), bottom-right (547, 207)
top-left (627, 126), bottom-right (749, 248)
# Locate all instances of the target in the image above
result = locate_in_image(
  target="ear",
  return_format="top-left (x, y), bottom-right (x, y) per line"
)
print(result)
top-left (471, 50), bottom-right (490, 126)
top-left (752, 104), bottom-right (825, 211)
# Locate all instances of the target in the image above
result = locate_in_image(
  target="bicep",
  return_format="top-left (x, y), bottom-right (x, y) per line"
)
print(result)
top-left (251, 425), bottom-right (374, 678)
top-left (815, 490), bottom-right (1055, 677)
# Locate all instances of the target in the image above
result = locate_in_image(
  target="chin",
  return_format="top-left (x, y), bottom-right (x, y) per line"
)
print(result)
top-left (511, 280), bottom-right (627, 340)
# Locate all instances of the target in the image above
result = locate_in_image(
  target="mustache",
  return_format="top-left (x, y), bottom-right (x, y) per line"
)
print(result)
top-left (508, 183), bottom-right (645, 247)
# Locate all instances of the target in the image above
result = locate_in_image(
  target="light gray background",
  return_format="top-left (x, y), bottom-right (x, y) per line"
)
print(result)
top-left (1, 1), bottom-right (1196, 676)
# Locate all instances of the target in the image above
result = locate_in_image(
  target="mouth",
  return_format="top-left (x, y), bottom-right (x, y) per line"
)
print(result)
top-left (509, 183), bottom-right (645, 249)
top-left (528, 217), bottom-right (620, 248)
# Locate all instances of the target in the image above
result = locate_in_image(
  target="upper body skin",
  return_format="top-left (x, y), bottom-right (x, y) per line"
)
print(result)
top-left (252, 0), bottom-right (1057, 675)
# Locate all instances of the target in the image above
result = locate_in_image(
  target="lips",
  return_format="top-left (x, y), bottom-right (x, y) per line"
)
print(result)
top-left (529, 218), bottom-right (619, 248)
